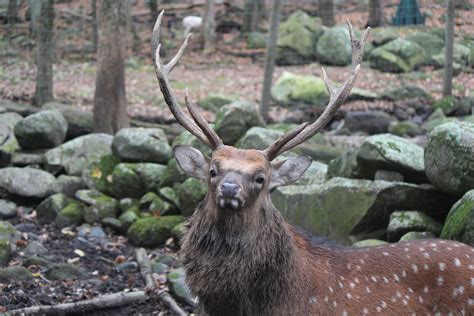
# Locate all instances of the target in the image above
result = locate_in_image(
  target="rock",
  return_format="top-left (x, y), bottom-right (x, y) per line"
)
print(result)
top-left (81, 155), bottom-right (119, 197)
top-left (76, 190), bottom-right (118, 224)
top-left (0, 221), bottom-right (21, 242)
top-left (127, 216), bottom-right (184, 247)
top-left (236, 127), bottom-right (283, 150)
top-left (271, 178), bottom-right (453, 244)
top-left (422, 108), bottom-right (458, 132)
top-left (52, 175), bottom-right (86, 197)
top-left (171, 222), bottom-right (186, 239)
top-left (10, 151), bottom-right (45, 166)
top-left (327, 148), bottom-right (364, 179)
top-left (357, 134), bottom-right (427, 183)
top-left (0, 199), bottom-right (17, 219)
top-left (214, 100), bottom-right (263, 145)
top-left (37, 193), bottom-right (72, 224)
top-left (152, 261), bottom-right (169, 274)
top-left (443, 43), bottom-right (471, 66)
top-left (22, 255), bottom-right (52, 268)
top-left (346, 88), bottom-right (379, 101)
top-left (432, 96), bottom-right (458, 115)
top-left (371, 28), bottom-right (397, 46)
top-left (112, 128), bottom-right (171, 164)
top-left (369, 47), bottom-right (411, 73)
top-left (42, 102), bottom-right (93, 138)
top-left (112, 163), bottom-right (167, 199)
top-left (247, 31), bottom-right (267, 49)
top-left (292, 142), bottom-right (344, 164)
top-left (316, 26), bottom-right (352, 66)
top-left (140, 192), bottom-right (171, 214)
top-left (177, 178), bottom-right (207, 217)
top-left (399, 231), bottom-right (436, 242)
top-left (23, 241), bottom-right (48, 256)
top-left (45, 263), bottom-right (88, 280)
top-left (116, 261), bottom-right (138, 273)
top-left (0, 112), bottom-right (23, 158)
top-left (440, 190), bottom-right (474, 245)
top-left (0, 240), bottom-right (12, 266)
top-left (0, 266), bottom-right (33, 282)
top-left (159, 158), bottom-right (188, 187)
top-left (373, 170), bottom-right (404, 182)
top-left (352, 239), bottom-right (388, 247)
top-left (272, 72), bottom-right (329, 107)
top-left (380, 38), bottom-right (425, 68)
top-left (55, 202), bottom-right (85, 228)
top-left (102, 217), bottom-right (124, 233)
top-left (172, 130), bottom-right (212, 157)
top-left (119, 210), bottom-right (138, 229)
top-left (382, 86), bottom-right (431, 101)
top-left (0, 167), bottom-right (55, 198)
top-left (405, 32), bottom-right (444, 63)
top-left (388, 121), bottom-right (424, 137)
top-left (45, 133), bottom-right (113, 176)
top-left (119, 198), bottom-right (140, 213)
top-left (159, 187), bottom-right (180, 209)
top-left (168, 267), bottom-right (195, 307)
top-left (198, 94), bottom-right (235, 112)
top-left (387, 211), bottom-right (442, 242)
top-left (13, 110), bottom-right (68, 149)
top-left (276, 11), bottom-right (324, 65)
top-left (345, 111), bottom-right (396, 134)
top-left (297, 161), bottom-right (328, 185)
top-left (425, 122), bottom-right (474, 196)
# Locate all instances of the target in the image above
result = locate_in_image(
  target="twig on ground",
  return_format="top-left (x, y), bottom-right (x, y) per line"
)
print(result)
top-left (135, 247), bottom-right (188, 316)
top-left (5, 291), bottom-right (148, 315)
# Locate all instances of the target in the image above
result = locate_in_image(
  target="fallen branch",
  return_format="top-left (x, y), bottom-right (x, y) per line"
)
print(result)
top-left (135, 247), bottom-right (188, 316)
top-left (5, 291), bottom-right (148, 315)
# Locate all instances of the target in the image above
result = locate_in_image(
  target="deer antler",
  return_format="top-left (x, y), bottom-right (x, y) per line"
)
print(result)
top-left (152, 10), bottom-right (223, 149)
top-left (263, 21), bottom-right (370, 161)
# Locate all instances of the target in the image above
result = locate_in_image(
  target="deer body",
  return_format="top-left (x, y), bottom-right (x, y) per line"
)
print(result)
top-left (150, 12), bottom-right (474, 315)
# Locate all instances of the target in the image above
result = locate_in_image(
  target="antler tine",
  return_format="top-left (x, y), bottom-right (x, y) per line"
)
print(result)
top-left (262, 122), bottom-right (308, 160)
top-left (151, 10), bottom-right (212, 147)
top-left (185, 89), bottom-right (223, 149)
top-left (264, 22), bottom-right (370, 160)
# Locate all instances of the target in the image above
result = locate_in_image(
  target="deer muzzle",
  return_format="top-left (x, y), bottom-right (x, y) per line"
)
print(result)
top-left (217, 181), bottom-right (243, 210)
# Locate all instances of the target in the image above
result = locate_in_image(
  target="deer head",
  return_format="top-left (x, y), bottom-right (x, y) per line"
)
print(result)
top-left (152, 11), bottom-right (369, 215)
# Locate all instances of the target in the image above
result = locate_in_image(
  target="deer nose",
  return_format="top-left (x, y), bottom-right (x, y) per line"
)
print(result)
top-left (220, 182), bottom-right (239, 198)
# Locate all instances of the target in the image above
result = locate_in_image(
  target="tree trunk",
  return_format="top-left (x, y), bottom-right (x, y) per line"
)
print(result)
top-left (93, 0), bottom-right (129, 134)
top-left (367, 0), bottom-right (384, 27)
top-left (148, 0), bottom-right (159, 25)
top-left (260, 0), bottom-right (281, 122)
top-left (7, 0), bottom-right (18, 40)
top-left (34, 0), bottom-right (54, 107)
top-left (29, 0), bottom-right (42, 35)
top-left (91, 0), bottom-right (98, 52)
top-left (242, 0), bottom-right (265, 34)
top-left (319, 0), bottom-right (335, 27)
top-left (454, 0), bottom-right (471, 9)
top-left (443, 0), bottom-right (455, 97)
top-left (200, 0), bottom-right (215, 51)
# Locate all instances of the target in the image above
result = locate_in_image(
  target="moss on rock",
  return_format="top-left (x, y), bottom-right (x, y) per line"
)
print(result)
top-left (440, 190), bottom-right (474, 246)
top-left (55, 203), bottom-right (85, 228)
top-left (127, 216), bottom-right (184, 247)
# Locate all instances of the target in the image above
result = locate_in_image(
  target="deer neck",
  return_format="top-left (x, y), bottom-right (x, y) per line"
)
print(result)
top-left (181, 195), bottom-right (306, 315)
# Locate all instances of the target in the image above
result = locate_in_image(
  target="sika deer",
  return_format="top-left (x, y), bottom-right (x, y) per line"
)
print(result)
top-left (151, 11), bottom-right (474, 315)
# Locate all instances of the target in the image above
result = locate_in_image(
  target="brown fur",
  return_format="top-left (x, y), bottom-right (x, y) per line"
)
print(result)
top-left (180, 147), bottom-right (474, 315)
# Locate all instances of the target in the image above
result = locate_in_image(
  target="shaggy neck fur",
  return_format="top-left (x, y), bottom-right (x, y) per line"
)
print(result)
top-left (181, 194), bottom-right (311, 316)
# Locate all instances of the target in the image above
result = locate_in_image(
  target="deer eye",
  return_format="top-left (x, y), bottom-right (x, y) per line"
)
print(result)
top-left (210, 169), bottom-right (217, 178)
top-left (256, 176), bottom-right (265, 184)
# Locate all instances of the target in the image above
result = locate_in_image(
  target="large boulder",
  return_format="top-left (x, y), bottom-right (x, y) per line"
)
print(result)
top-left (369, 47), bottom-right (411, 73)
top-left (357, 134), bottom-right (427, 183)
top-left (316, 26), bottom-right (352, 66)
top-left (380, 38), bottom-right (425, 69)
top-left (76, 190), bottom-right (118, 224)
top-left (345, 111), bottom-right (396, 134)
top-left (440, 190), bottom-right (474, 246)
top-left (0, 112), bottom-right (22, 160)
top-left (214, 100), bottom-right (263, 145)
top-left (127, 216), bottom-right (184, 247)
top-left (272, 178), bottom-right (454, 244)
top-left (276, 11), bottom-right (324, 65)
top-left (112, 128), bottom-right (171, 164)
top-left (0, 167), bottom-right (55, 198)
top-left (55, 202), bottom-right (85, 228)
top-left (327, 148), bottom-right (364, 179)
top-left (271, 72), bottom-right (329, 107)
top-left (388, 121), bottom-right (424, 137)
top-left (0, 199), bottom-right (17, 220)
top-left (172, 131), bottom-right (212, 156)
top-left (425, 122), bottom-right (474, 196)
top-left (159, 158), bottom-right (188, 187)
top-left (405, 32), bottom-right (444, 64)
top-left (387, 211), bottom-right (442, 242)
top-left (296, 161), bottom-right (327, 185)
top-left (37, 193), bottom-right (72, 224)
top-left (13, 110), bottom-right (68, 150)
top-left (81, 155), bottom-right (119, 197)
top-left (381, 85), bottom-right (431, 101)
top-left (45, 133), bottom-right (113, 176)
top-left (111, 163), bottom-right (167, 198)
top-left (371, 28), bottom-right (398, 46)
top-left (42, 102), bottom-right (93, 138)
top-left (177, 178), bottom-right (207, 217)
top-left (236, 127), bottom-right (283, 150)
top-left (198, 94), bottom-right (235, 113)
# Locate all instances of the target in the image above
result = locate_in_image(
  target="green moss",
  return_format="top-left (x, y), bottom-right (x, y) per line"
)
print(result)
top-left (0, 221), bottom-right (19, 241)
top-left (440, 190), bottom-right (474, 245)
top-left (178, 178), bottom-right (207, 217)
top-left (127, 216), bottom-right (184, 247)
top-left (369, 47), bottom-right (411, 73)
top-left (55, 203), bottom-right (84, 228)
top-left (0, 240), bottom-right (12, 266)
top-left (112, 163), bottom-right (143, 198)
top-left (272, 72), bottom-right (329, 106)
top-left (433, 96), bottom-right (457, 114)
top-left (82, 155), bottom-right (119, 197)
top-left (119, 210), bottom-right (138, 229)
top-left (0, 266), bottom-right (32, 282)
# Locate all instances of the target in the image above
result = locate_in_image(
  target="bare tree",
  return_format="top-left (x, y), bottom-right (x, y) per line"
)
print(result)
top-left (91, 0), bottom-right (98, 52)
top-left (443, 0), bottom-right (455, 97)
top-left (260, 0), bottom-right (281, 122)
top-left (34, 0), bottom-right (54, 106)
top-left (6, 0), bottom-right (18, 40)
top-left (367, 0), bottom-right (385, 27)
top-left (319, 0), bottom-right (335, 27)
top-left (200, 0), bottom-right (215, 51)
top-left (93, 0), bottom-right (129, 133)
top-left (29, 0), bottom-right (42, 34)
top-left (242, 0), bottom-right (265, 34)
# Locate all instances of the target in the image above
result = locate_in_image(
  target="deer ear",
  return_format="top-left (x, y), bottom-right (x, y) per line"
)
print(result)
top-left (173, 145), bottom-right (209, 180)
top-left (270, 156), bottom-right (312, 190)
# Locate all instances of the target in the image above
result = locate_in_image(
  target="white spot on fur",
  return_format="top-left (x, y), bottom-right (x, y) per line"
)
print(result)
top-left (454, 258), bottom-right (461, 267)
top-left (437, 276), bottom-right (444, 286)
top-left (424, 264), bottom-right (429, 270)
top-left (402, 299), bottom-right (408, 305)
top-left (383, 277), bottom-right (389, 283)
top-left (412, 264), bottom-right (418, 273)
top-left (383, 252), bottom-right (389, 256)
top-left (371, 276), bottom-right (377, 282)
top-left (419, 296), bottom-right (423, 303)
top-left (424, 286), bottom-right (429, 293)
top-left (346, 293), bottom-right (352, 299)
top-left (329, 286), bottom-right (333, 293)
top-left (402, 270), bottom-right (407, 277)
top-left (363, 307), bottom-right (369, 314)
top-left (439, 263), bottom-right (446, 271)
top-left (350, 282), bottom-right (355, 288)
top-left (366, 287), bottom-right (371, 293)
top-left (424, 253), bottom-right (430, 258)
